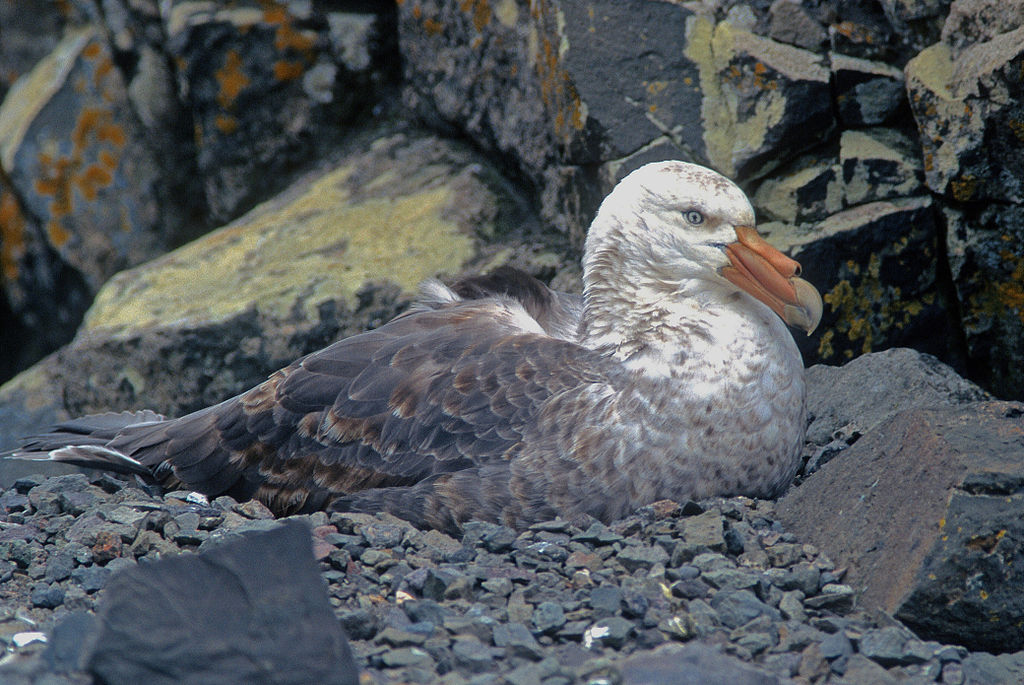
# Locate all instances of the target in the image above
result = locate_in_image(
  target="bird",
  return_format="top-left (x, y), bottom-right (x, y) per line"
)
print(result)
top-left (5, 161), bottom-right (822, 534)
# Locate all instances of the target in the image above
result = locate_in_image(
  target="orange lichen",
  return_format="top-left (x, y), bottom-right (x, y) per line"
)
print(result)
top-left (32, 105), bottom-right (125, 247)
top-left (460, 0), bottom-right (492, 32)
top-left (215, 50), bottom-right (250, 108)
top-left (215, 113), bottom-right (239, 134)
top-left (0, 189), bottom-right (27, 281)
top-left (1008, 119), bottom-right (1024, 142)
top-left (273, 60), bottom-right (305, 81)
top-left (424, 17), bottom-right (443, 35)
top-left (531, 0), bottom-right (585, 139)
top-left (47, 220), bottom-right (71, 248)
top-left (76, 164), bottom-right (113, 201)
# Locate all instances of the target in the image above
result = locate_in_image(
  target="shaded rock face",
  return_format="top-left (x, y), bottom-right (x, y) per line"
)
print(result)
top-left (783, 349), bottom-right (1024, 653)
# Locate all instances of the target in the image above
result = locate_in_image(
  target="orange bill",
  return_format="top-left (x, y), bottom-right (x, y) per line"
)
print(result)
top-left (720, 225), bottom-right (823, 334)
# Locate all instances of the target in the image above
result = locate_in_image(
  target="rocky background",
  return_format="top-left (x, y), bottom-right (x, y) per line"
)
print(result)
top-left (1, 0), bottom-right (1024, 682)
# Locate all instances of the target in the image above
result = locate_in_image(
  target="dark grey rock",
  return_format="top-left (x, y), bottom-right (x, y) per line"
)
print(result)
top-left (803, 348), bottom-right (989, 446)
top-left (584, 616), bottom-right (635, 650)
top-left (492, 622), bottom-right (544, 661)
top-left (531, 601), bottom-right (566, 634)
top-left (711, 590), bottom-right (780, 630)
top-left (589, 585), bottom-right (623, 617)
top-left (30, 582), bottom-right (65, 609)
top-left (619, 642), bottom-right (782, 684)
top-left (83, 520), bottom-right (357, 684)
top-left (617, 544), bottom-right (668, 572)
top-left (780, 401), bottom-right (1024, 652)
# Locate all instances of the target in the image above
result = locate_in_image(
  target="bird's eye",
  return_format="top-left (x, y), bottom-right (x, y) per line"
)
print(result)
top-left (683, 210), bottom-right (704, 225)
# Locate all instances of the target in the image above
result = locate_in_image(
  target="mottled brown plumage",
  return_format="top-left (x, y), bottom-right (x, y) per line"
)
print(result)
top-left (6, 162), bottom-right (823, 534)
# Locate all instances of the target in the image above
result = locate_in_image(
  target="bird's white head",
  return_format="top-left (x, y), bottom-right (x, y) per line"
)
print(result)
top-left (582, 161), bottom-right (822, 335)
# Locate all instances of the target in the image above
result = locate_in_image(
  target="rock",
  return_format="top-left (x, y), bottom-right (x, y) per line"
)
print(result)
top-left (0, 26), bottom-right (171, 373)
top-left (82, 519), bottom-right (358, 684)
top-left (831, 53), bottom-right (906, 126)
top-left (619, 642), bottom-right (782, 684)
top-left (710, 589), bottom-right (780, 629)
top-left (0, 127), bottom-right (539, 444)
top-left (941, 0), bottom-right (1024, 50)
top-left (905, 27), bottom-right (1024, 203)
top-left (766, 197), bottom-right (950, 366)
top-left (778, 401), bottom-right (1024, 652)
top-left (163, 2), bottom-right (393, 221)
top-left (803, 348), bottom-right (990, 446)
top-left (617, 543), bottom-right (669, 572)
top-left (944, 204), bottom-right (1024, 400)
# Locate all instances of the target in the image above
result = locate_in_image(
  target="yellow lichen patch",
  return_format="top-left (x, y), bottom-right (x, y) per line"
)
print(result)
top-left (83, 160), bottom-right (479, 337)
top-left (821, 250), bottom-right (931, 359)
top-left (950, 174), bottom-right (978, 201)
top-left (1009, 119), bottom-right (1024, 142)
top-left (215, 50), bottom-right (250, 109)
top-left (967, 249), bottom-right (1024, 326)
top-left (0, 189), bottom-right (27, 281)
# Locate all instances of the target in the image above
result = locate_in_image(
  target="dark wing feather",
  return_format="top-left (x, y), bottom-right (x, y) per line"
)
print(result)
top-left (100, 300), bottom-right (614, 520)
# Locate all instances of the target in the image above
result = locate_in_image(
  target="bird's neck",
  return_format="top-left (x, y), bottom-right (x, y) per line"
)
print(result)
top-left (578, 253), bottom-right (792, 376)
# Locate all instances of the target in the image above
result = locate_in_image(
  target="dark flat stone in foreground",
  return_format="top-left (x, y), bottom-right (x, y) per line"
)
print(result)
top-left (82, 519), bottom-right (357, 685)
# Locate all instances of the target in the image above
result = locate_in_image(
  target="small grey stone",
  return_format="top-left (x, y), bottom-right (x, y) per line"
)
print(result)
top-left (360, 522), bottom-right (407, 548)
top-left (859, 626), bottom-right (913, 666)
top-left (819, 631), bottom-right (854, 661)
top-left (778, 590), bottom-right (805, 621)
top-left (377, 626), bottom-right (428, 647)
top-left (589, 585), bottom-right (623, 616)
top-left (617, 544), bottom-right (668, 572)
top-left (492, 622), bottom-right (544, 661)
top-left (480, 576), bottom-right (513, 597)
top-left (532, 601), bottom-right (566, 634)
top-left (380, 646), bottom-right (434, 669)
top-left (711, 589), bottom-right (780, 629)
top-left (702, 568), bottom-right (760, 591)
top-left (72, 565), bottom-right (112, 593)
top-left (30, 582), bottom-right (65, 609)
top-left (44, 549), bottom-right (75, 583)
top-left (451, 636), bottom-right (496, 673)
top-left (584, 616), bottom-right (635, 649)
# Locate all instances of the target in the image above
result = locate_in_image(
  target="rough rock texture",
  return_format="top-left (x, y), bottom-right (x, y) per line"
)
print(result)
top-left (779, 400), bottom-right (1024, 653)
top-left (2, 473), bottom-right (1023, 684)
top-left (0, 124), bottom-right (549, 444)
top-left (85, 519), bottom-right (357, 684)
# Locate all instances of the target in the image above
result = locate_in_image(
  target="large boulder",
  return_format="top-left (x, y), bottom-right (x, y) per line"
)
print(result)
top-left (783, 349), bottom-right (1024, 653)
top-left (0, 126), bottom-right (543, 448)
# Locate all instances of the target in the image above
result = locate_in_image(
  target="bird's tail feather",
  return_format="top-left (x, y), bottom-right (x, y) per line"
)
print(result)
top-left (3, 410), bottom-right (165, 477)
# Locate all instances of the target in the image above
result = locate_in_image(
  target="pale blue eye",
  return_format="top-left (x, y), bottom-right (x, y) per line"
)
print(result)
top-left (684, 210), bottom-right (704, 225)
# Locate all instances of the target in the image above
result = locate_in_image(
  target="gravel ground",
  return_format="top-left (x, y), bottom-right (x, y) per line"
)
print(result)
top-left (1, 471), bottom-right (1023, 684)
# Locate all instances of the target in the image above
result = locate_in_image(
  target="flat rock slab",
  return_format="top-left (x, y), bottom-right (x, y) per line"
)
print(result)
top-left (81, 519), bottom-right (358, 684)
top-left (777, 400), bottom-right (1024, 653)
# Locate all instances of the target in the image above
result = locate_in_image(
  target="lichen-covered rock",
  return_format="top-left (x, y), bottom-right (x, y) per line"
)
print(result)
top-left (944, 203), bottom-right (1024, 399)
top-left (0, 26), bottom-right (170, 376)
top-left (905, 27), bottom-right (1024, 203)
top-left (0, 128), bottom-right (540, 435)
top-left (398, 0), bottom-right (598, 243)
top-left (764, 196), bottom-right (947, 365)
top-left (164, 0), bottom-right (394, 221)
top-left (778, 401), bottom-right (1024, 653)
top-left (831, 53), bottom-right (906, 127)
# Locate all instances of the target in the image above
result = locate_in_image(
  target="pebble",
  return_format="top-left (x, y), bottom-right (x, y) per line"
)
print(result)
top-left (1, 473), bottom-right (1020, 684)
